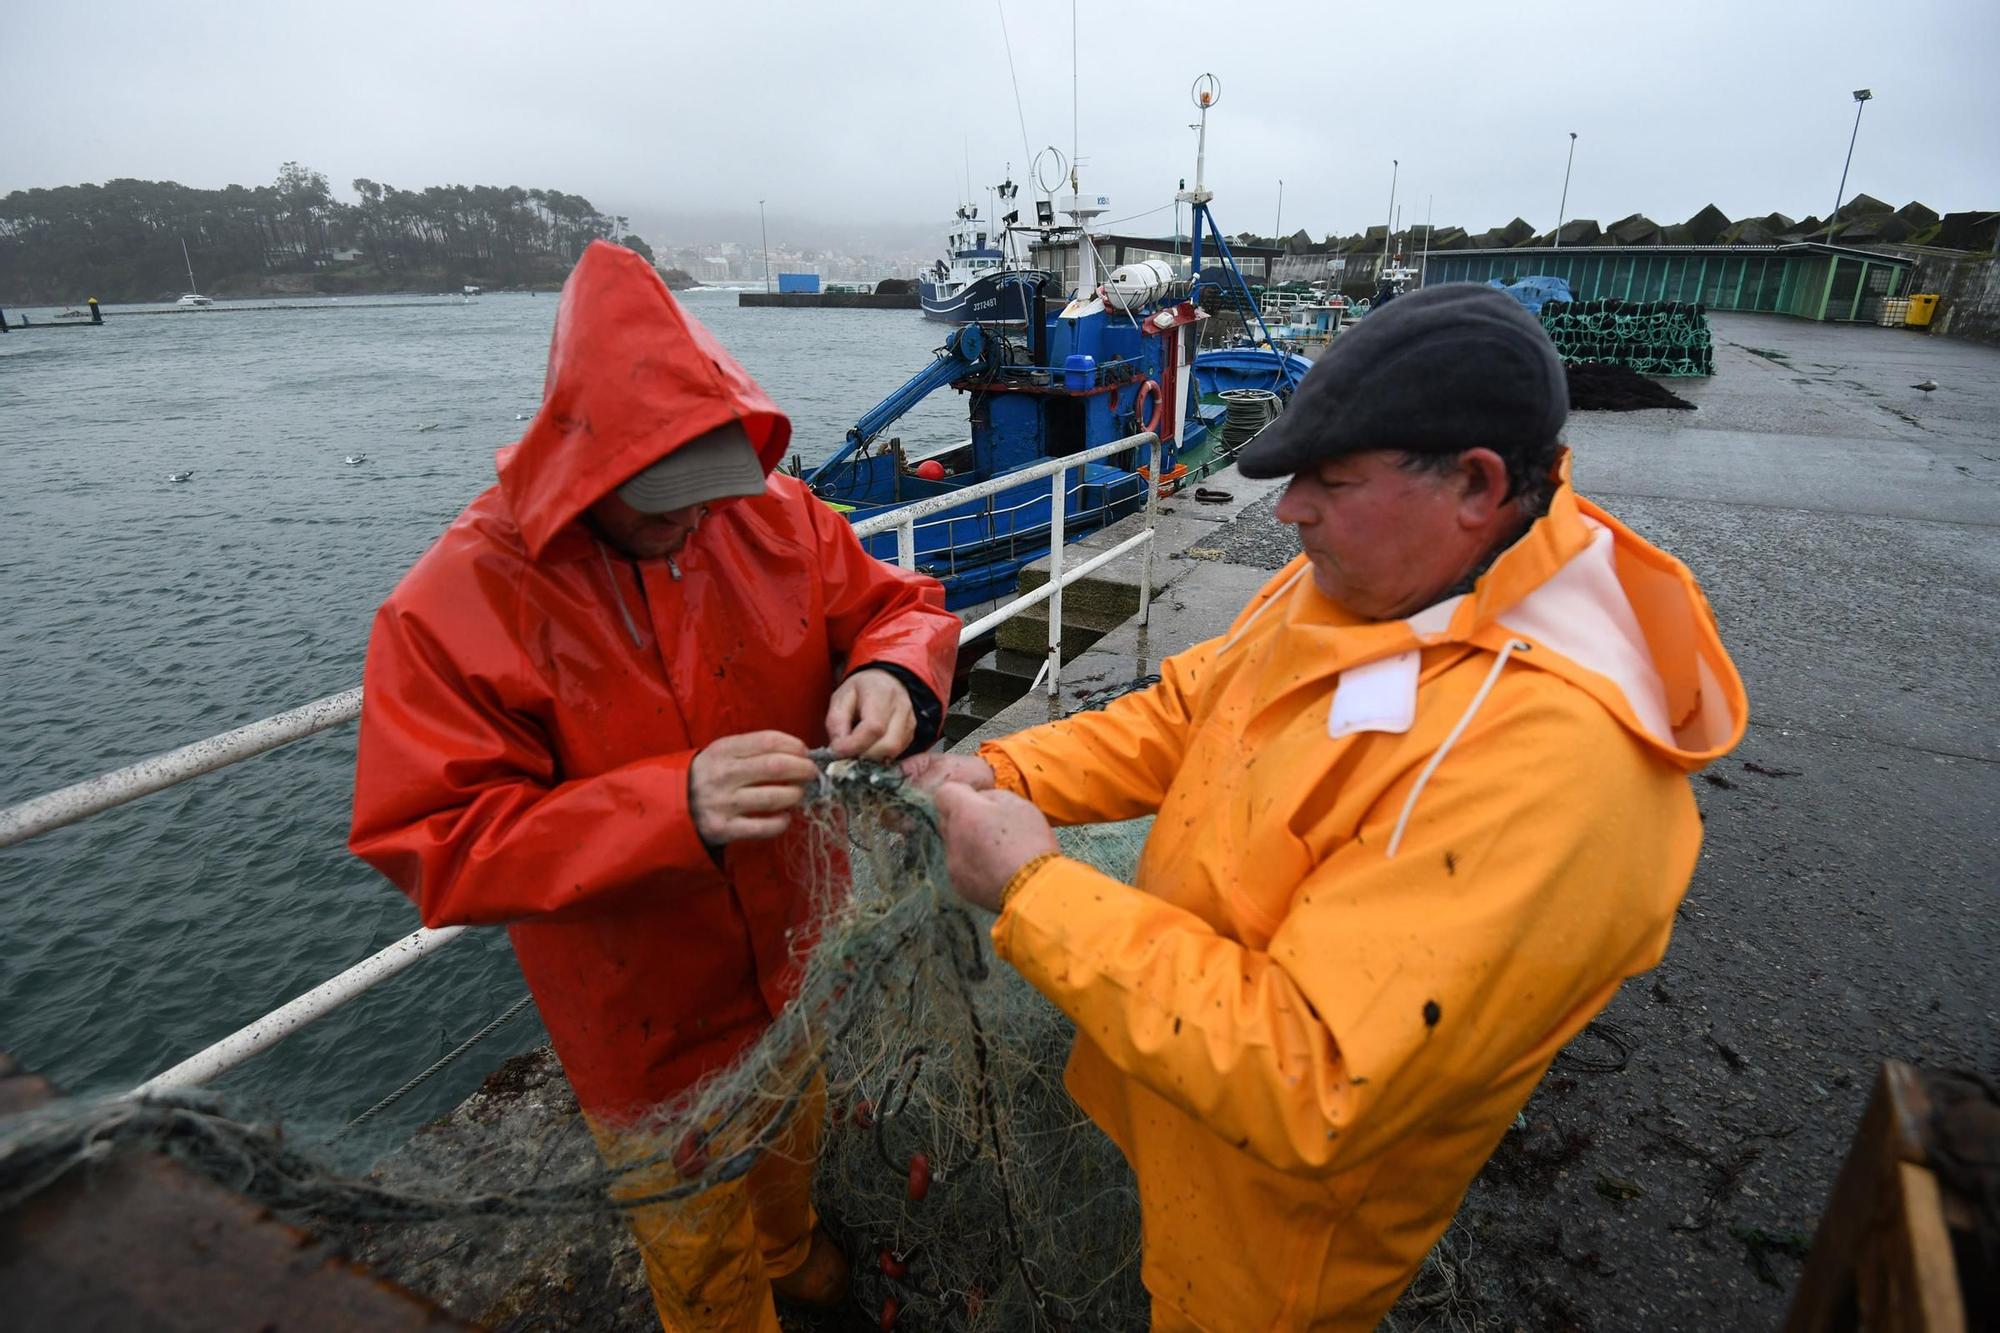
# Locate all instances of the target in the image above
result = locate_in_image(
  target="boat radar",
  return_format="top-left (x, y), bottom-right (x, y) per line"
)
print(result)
top-left (1052, 172), bottom-right (1112, 320)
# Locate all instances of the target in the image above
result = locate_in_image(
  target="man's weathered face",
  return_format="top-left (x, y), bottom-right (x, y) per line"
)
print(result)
top-left (1273, 449), bottom-right (1506, 621)
top-left (588, 493), bottom-right (706, 560)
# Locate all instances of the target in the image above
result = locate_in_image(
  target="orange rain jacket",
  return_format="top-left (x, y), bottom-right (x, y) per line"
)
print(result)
top-left (980, 469), bottom-right (1747, 1329)
top-left (350, 242), bottom-right (958, 1120)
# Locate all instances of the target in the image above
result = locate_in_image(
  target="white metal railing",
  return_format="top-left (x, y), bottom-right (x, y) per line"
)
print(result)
top-left (862, 432), bottom-right (1159, 697)
top-left (0, 688), bottom-right (363, 850)
top-left (0, 431), bottom-right (1163, 1096)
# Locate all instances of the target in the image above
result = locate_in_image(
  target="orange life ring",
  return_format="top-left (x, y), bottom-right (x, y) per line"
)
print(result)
top-left (1134, 378), bottom-right (1165, 437)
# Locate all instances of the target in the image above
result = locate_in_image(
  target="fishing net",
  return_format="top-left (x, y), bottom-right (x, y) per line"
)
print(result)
top-left (0, 760), bottom-right (1156, 1330)
top-left (1540, 299), bottom-right (1715, 377)
top-left (1565, 362), bottom-right (1697, 413)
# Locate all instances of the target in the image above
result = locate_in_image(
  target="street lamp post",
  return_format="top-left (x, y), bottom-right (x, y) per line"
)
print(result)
top-left (1831, 89), bottom-right (1873, 243)
top-left (758, 198), bottom-right (771, 293)
top-left (1553, 131), bottom-right (1577, 250)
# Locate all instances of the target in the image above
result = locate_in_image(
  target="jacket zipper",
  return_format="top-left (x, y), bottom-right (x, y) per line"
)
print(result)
top-left (595, 540), bottom-right (646, 650)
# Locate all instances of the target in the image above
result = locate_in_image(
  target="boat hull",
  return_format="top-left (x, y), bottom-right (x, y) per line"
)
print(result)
top-left (1193, 347), bottom-right (1313, 395)
top-left (919, 271), bottom-right (1040, 323)
top-left (830, 414), bottom-right (1233, 611)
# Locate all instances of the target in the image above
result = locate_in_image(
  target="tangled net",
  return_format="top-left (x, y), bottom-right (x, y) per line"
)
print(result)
top-left (0, 759), bottom-right (1150, 1329)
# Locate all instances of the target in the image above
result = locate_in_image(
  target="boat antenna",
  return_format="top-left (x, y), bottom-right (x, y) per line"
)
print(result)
top-left (995, 0), bottom-right (1036, 170)
top-left (1072, 0), bottom-right (1088, 187)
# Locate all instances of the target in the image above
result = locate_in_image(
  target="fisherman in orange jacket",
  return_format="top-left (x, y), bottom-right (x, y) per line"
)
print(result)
top-left (912, 284), bottom-right (1748, 1330)
top-left (349, 241), bottom-right (959, 1331)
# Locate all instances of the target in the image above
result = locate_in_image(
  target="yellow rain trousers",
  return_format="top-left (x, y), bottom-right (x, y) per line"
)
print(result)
top-left (980, 470), bottom-right (1746, 1330)
top-left (589, 1080), bottom-right (823, 1333)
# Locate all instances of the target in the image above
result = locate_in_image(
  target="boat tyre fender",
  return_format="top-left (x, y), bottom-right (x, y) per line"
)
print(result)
top-left (1135, 378), bottom-right (1165, 438)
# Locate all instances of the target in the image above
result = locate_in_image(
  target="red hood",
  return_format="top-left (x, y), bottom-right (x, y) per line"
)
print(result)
top-left (497, 240), bottom-right (792, 559)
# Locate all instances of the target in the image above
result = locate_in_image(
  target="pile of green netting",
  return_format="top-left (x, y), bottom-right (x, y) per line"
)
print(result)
top-left (1539, 298), bottom-right (1715, 376)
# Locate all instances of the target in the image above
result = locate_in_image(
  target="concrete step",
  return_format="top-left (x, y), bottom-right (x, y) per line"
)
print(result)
top-left (942, 710), bottom-right (988, 747)
top-left (966, 648), bottom-right (1043, 714)
top-left (1016, 567), bottom-right (1154, 622)
top-left (995, 610), bottom-right (1114, 660)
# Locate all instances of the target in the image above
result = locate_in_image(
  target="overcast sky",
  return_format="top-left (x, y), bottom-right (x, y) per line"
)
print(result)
top-left (6, 0), bottom-right (1995, 247)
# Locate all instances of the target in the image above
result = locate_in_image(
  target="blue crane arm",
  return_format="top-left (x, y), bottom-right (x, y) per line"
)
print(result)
top-left (807, 324), bottom-right (991, 486)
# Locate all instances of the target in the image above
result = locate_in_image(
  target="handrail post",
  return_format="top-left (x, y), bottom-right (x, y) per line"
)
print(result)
top-left (895, 517), bottom-right (915, 571)
top-left (1045, 465), bottom-right (1067, 697)
top-left (1139, 434), bottom-right (1158, 624)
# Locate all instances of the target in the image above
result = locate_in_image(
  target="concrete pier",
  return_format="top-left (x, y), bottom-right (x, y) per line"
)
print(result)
top-left (737, 290), bottom-right (920, 310)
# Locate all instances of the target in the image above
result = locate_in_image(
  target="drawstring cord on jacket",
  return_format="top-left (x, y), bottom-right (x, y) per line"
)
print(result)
top-left (1385, 639), bottom-right (1531, 859)
top-left (595, 540), bottom-right (647, 650)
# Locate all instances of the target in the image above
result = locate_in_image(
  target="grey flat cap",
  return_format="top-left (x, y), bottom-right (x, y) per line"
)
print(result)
top-left (617, 429), bottom-right (768, 513)
top-left (1238, 283), bottom-right (1567, 478)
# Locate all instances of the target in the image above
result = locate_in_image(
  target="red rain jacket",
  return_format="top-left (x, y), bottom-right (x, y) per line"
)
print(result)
top-left (349, 242), bottom-right (958, 1119)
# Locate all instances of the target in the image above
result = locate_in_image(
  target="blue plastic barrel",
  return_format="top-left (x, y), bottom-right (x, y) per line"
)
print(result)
top-left (1063, 353), bottom-right (1096, 391)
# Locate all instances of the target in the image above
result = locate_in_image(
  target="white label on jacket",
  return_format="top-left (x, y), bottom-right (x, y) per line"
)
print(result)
top-left (1327, 650), bottom-right (1420, 739)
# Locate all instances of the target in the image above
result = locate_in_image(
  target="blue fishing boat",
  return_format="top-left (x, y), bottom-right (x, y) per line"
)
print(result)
top-left (806, 77), bottom-right (1306, 610)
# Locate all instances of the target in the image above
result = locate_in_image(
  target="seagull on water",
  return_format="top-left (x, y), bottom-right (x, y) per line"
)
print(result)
top-left (167, 471), bottom-right (193, 483)
top-left (343, 454), bottom-right (367, 466)
top-left (1911, 379), bottom-right (1938, 392)
top-left (515, 412), bottom-right (530, 421)
top-left (417, 422), bottom-right (442, 433)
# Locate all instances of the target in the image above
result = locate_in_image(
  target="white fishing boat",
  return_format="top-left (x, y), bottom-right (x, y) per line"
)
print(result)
top-left (917, 178), bottom-right (1048, 323)
top-left (176, 239), bottom-right (213, 307)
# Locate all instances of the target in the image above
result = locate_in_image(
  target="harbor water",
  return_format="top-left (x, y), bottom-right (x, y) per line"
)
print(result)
top-left (0, 290), bottom-right (967, 1155)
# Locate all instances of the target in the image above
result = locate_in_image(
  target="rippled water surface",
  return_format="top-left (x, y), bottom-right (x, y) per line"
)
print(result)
top-left (0, 291), bottom-right (965, 1154)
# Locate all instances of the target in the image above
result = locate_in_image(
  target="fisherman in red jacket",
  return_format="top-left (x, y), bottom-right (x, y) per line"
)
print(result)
top-left (349, 241), bottom-right (959, 1331)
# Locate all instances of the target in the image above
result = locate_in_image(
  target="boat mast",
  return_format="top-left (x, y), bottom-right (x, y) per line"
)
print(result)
top-left (1072, 167), bottom-right (1096, 295)
top-left (181, 237), bottom-right (198, 293)
top-left (1177, 75), bottom-right (1218, 277)
top-left (1381, 160), bottom-right (1398, 288)
top-left (1421, 194), bottom-right (1433, 287)
top-left (1067, 0), bottom-right (1093, 296)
